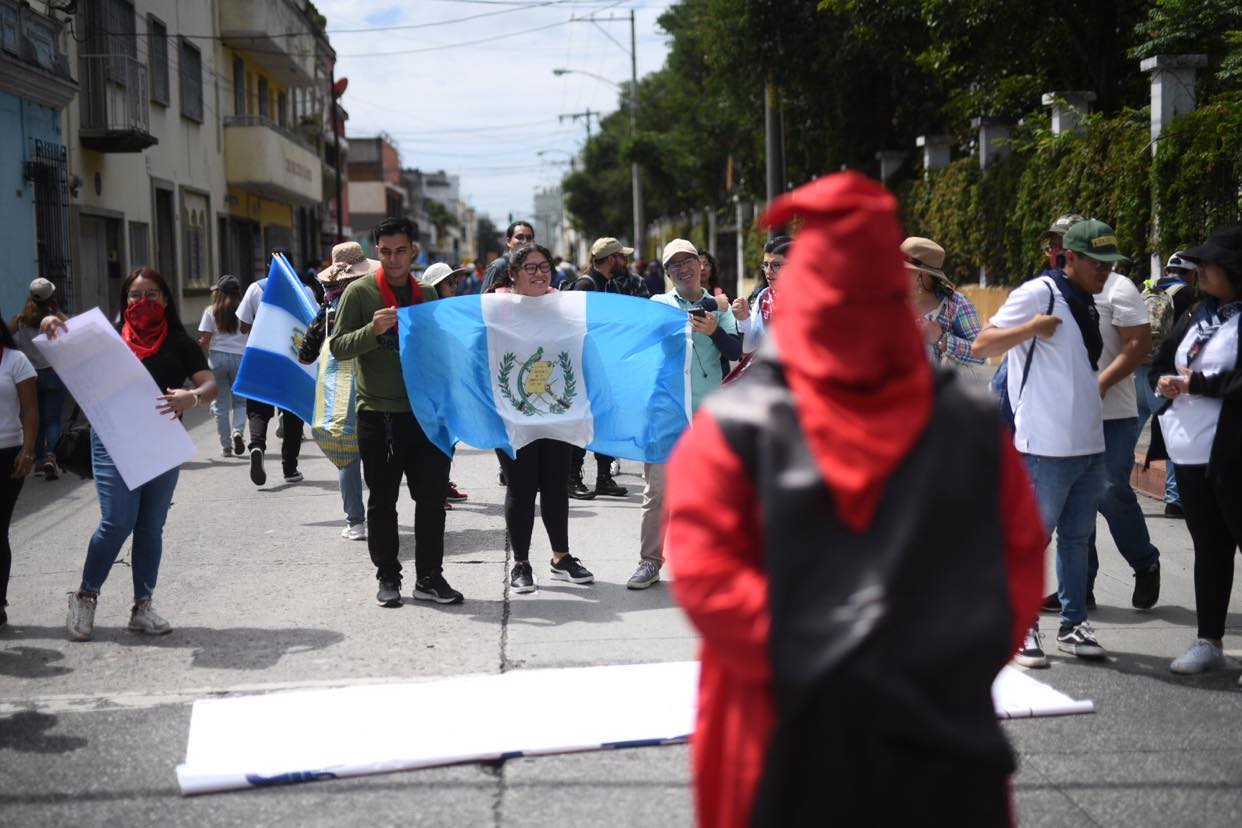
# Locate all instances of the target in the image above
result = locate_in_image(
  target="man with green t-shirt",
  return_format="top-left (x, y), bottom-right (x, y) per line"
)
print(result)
top-left (331, 216), bottom-right (463, 607)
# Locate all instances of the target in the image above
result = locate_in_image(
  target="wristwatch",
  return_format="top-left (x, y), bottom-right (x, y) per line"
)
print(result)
top-left (191, 389), bottom-right (202, 408)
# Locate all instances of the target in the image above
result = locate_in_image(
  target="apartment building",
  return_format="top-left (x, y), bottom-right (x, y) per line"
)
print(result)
top-left (347, 133), bottom-right (404, 248)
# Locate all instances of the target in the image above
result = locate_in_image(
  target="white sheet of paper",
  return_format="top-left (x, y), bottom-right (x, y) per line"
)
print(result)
top-left (176, 660), bottom-right (1092, 796)
top-left (33, 307), bottom-right (197, 488)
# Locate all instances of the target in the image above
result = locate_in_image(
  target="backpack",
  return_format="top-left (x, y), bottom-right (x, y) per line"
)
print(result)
top-left (992, 280), bottom-right (1056, 430)
top-left (1142, 282), bottom-right (1184, 364)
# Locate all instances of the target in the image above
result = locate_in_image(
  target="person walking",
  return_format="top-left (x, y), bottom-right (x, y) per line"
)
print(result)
top-left (1150, 226), bottom-right (1242, 682)
top-left (53, 268), bottom-right (217, 640)
top-left (10, 278), bottom-right (67, 479)
top-left (331, 217), bottom-right (462, 607)
top-left (628, 238), bottom-right (739, 591)
top-left (663, 173), bottom-right (1045, 827)
top-left (901, 237), bottom-right (986, 375)
top-left (197, 275), bottom-right (248, 457)
top-left (492, 243), bottom-right (595, 594)
top-left (0, 315), bottom-right (37, 628)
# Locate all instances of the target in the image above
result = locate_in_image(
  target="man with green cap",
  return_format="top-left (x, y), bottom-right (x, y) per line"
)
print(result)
top-left (974, 218), bottom-right (1127, 664)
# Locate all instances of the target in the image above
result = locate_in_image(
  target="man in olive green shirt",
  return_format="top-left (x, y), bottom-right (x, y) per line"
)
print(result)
top-left (331, 217), bottom-right (462, 607)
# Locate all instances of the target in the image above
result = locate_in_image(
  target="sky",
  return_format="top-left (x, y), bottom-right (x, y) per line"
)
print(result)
top-left (315, 0), bottom-right (680, 227)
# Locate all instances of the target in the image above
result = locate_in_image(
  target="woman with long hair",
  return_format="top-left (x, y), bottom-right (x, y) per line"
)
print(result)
top-left (42, 267), bottom-right (216, 641)
top-left (902, 237), bottom-right (986, 377)
top-left (10, 278), bottom-right (67, 479)
top-left (0, 309), bottom-right (38, 628)
top-left (198, 275), bottom-right (248, 456)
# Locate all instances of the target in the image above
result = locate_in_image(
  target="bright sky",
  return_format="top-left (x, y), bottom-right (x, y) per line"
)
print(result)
top-left (316, 0), bottom-right (678, 227)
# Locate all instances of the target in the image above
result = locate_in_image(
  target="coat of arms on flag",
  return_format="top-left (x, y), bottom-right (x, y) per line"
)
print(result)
top-left (498, 347), bottom-right (577, 416)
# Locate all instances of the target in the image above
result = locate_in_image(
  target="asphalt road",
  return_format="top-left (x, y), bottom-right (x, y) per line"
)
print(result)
top-left (1, 408), bottom-right (1240, 826)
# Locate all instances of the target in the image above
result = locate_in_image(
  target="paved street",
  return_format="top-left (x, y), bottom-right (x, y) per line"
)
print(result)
top-left (2, 408), bottom-right (1241, 826)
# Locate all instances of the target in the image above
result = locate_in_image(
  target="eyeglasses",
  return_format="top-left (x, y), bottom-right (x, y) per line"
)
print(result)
top-left (520, 262), bottom-right (553, 275)
top-left (512, 234), bottom-right (533, 243)
top-left (761, 260), bottom-right (784, 272)
top-left (127, 289), bottom-right (162, 301)
top-left (666, 258), bottom-right (701, 275)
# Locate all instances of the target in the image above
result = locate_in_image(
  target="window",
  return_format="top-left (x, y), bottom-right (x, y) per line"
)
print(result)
top-left (128, 221), bottom-right (150, 268)
top-left (278, 91), bottom-right (287, 127)
top-left (232, 56), bottom-right (245, 116)
top-left (178, 37), bottom-right (202, 122)
top-left (258, 76), bottom-right (268, 118)
top-left (182, 192), bottom-right (210, 289)
top-left (148, 16), bottom-right (168, 105)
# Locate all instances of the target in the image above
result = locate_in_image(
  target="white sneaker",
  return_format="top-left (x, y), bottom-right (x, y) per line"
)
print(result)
top-left (1014, 625), bottom-right (1049, 669)
top-left (66, 591), bottom-right (97, 641)
top-left (1170, 639), bottom-right (1226, 674)
top-left (128, 600), bottom-right (172, 635)
top-left (341, 522), bottom-right (367, 541)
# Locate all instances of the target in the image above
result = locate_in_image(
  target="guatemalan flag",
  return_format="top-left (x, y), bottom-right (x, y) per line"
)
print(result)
top-left (232, 254), bottom-right (318, 423)
top-left (398, 292), bottom-right (691, 463)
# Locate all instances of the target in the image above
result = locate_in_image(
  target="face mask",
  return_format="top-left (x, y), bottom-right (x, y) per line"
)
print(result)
top-left (125, 296), bottom-right (167, 328)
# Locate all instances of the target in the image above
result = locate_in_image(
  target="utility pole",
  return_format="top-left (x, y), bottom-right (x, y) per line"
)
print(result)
top-left (629, 9), bottom-right (644, 257)
top-left (330, 69), bottom-right (344, 242)
top-left (559, 109), bottom-right (600, 142)
top-left (764, 77), bottom-right (786, 236)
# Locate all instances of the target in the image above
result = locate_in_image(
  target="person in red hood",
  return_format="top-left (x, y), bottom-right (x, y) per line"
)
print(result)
top-left (662, 172), bottom-right (1047, 827)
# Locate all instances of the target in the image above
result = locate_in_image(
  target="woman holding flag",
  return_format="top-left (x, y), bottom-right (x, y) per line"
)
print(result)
top-left (491, 243), bottom-right (595, 594)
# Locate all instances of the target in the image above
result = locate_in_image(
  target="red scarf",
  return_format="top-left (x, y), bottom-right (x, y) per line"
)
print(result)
top-left (376, 271), bottom-right (424, 309)
top-left (121, 298), bottom-right (169, 361)
top-left (758, 284), bottom-right (776, 322)
top-left (763, 173), bottom-right (934, 533)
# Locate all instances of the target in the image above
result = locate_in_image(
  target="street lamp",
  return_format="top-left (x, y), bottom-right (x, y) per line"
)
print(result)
top-left (536, 148), bottom-right (576, 172)
top-left (551, 53), bottom-right (644, 256)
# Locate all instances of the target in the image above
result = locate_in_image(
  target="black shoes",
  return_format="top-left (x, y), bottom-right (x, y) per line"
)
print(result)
top-left (1041, 590), bottom-right (1096, 612)
top-left (413, 573), bottom-right (464, 604)
top-left (1132, 561), bottom-right (1160, 610)
top-left (550, 555), bottom-right (594, 584)
top-left (1163, 502), bottom-right (1185, 518)
top-left (249, 447), bottom-right (266, 486)
top-left (376, 578), bottom-right (402, 607)
top-left (593, 474), bottom-right (628, 497)
top-left (510, 561), bottom-right (536, 594)
top-left (568, 475), bottom-right (596, 500)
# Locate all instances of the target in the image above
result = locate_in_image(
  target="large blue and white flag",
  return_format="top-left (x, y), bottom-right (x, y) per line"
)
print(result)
top-left (398, 292), bottom-right (691, 463)
top-left (233, 254), bottom-right (318, 423)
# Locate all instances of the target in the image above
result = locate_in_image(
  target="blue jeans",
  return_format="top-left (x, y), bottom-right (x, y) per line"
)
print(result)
top-left (80, 432), bottom-right (180, 601)
top-left (35, 367), bottom-right (66, 460)
top-left (1023, 452), bottom-right (1106, 626)
top-left (1134, 364), bottom-right (1179, 504)
top-left (1088, 418), bottom-right (1161, 588)
top-left (340, 457), bottom-right (364, 526)
top-left (208, 350), bottom-right (247, 449)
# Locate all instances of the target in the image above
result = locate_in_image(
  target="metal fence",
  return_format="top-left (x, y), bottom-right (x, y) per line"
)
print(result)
top-left (78, 53), bottom-right (149, 135)
top-left (25, 139), bottom-right (72, 311)
top-left (222, 114), bottom-right (315, 152)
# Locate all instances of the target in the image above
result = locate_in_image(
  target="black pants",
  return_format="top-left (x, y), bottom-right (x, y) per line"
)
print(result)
top-left (246, 400), bottom-right (304, 476)
top-left (497, 440), bottom-right (571, 562)
top-left (358, 410), bottom-right (450, 581)
top-left (571, 447), bottom-right (614, 481)
top-left (0, 446), bottom-right (26, 606)
top-left (1175, 464), bottom-right (1242, 640)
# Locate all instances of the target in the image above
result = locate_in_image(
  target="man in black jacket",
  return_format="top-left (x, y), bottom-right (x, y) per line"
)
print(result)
top-left (481, 220), bottom-right (535, 294)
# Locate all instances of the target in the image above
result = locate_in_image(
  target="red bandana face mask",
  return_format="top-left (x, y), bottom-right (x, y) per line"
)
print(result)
top-left (122, 297), bottom-right (169, 360)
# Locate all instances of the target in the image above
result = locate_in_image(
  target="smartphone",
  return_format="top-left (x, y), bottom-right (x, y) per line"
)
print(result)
top-left (688, 307), bottom-right (707, 319)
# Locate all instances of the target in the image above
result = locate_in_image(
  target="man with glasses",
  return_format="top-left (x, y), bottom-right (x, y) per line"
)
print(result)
top-left (733, 235), bottom-right (791, 360)
top-left (973, 218), bottom-right (1122, 666)
top-left (628, 239), bottom-right (740, 590)
top-left (481, 221), bottom-right (536, 295)
top-left (566, 237), bottom-right (650, 499)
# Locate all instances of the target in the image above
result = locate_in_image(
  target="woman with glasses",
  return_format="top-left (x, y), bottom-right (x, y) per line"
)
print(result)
top-left (42, 268), bottom-right (217, 641)
top-left (491, 243), bottom-right (595, 594)
top-left (726, 236), bottom-right (791, 383)
top-left (902, 237), bottom-right (986, 376)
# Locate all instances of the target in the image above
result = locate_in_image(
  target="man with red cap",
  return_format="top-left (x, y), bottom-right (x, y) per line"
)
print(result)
top-left (663, 172), bottom-right (1046, 826)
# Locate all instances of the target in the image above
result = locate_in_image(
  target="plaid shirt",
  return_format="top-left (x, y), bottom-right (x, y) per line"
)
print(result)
top-left (932, 289), bottom-right (985, 365)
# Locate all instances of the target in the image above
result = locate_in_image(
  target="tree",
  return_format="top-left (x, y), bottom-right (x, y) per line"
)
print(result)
top-left (476, 216), bottom-right (504, 261)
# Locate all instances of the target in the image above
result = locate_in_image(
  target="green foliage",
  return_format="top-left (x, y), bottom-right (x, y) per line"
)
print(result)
top-left (1132, 0), bottom-right (1242, 97)
top-left (1150, 101), bottom-right (1242, 252)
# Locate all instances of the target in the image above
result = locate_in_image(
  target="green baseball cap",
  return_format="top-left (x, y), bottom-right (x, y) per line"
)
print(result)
top-left (1062, 218), bottom-right (1129, 263)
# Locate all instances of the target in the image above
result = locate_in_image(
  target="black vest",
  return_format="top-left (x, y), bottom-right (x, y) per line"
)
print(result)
top-left (707, 357), bottom-right (1016, 827)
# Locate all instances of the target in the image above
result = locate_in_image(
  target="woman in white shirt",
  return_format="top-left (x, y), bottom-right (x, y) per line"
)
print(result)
top-left (1152, 226), bottom-right (1242, 681)
top-left (198, 275), bottom-right (249, 457)
top-left (0, 315), bottom-right (38, 628)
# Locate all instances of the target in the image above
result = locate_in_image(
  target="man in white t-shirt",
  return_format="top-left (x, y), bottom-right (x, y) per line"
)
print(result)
top-left (1079, 270), bottom-right (1161, 612)
top-left (974, 218), bottom-right (1125, 664)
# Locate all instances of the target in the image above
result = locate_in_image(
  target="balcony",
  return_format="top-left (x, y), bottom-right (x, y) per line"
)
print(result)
top-left (78, 53), bottom-right (156, 152)
top-left (224, 115), bottom-right (322, 206)
top-left (0, 0), bottom-right (78, 110)
top-left (219, 0), bottom-right (316, 86)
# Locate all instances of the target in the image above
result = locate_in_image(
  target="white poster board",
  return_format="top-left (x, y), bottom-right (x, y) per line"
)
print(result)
top-left (176, 661), bottom-right (1092, 796)
top-left (34, 308), bottom-right (197, 488)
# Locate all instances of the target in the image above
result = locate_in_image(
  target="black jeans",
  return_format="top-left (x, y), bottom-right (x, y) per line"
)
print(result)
top-left (571, 447), bottom-right (614, 481)
top-left (358, 410), bottom-right (450, 581)
top-left (1175, 464), bottom-right (1242, 640)
top-left (497, 439), bottom-right (571, 562)
top-left (0, 446), bottom-right (26, 606)
top-left (246, 400), bottom-right (304, 476)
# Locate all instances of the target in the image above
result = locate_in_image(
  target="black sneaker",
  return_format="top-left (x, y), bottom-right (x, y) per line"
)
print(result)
top-left (1056, 621), bottom-right (1107, 660)
top-left (1132, 561), bottom-right (1160, 610)
top-left (231, 431), bottom-right (245, 456)
top-left (550, 555), bottom-right (594, 584)
top-left (1040, 590), bottom-right (1096, 612)
top-left (510, 561), bottom-right (536, 594)
top-left (1163, 502), bottom-right (1185, 518)
top-left (594, 474), bottom-right (628, 497)
top-left (249, 447), bottom-right (266, 486)
top-left (413, 573), bottom-right (464, 604)
top-left (568, 476), bottom-right (596, 500)
top-left (376, 578), bottom-right (402, 608)
top-left (1014, 624), bottom-right (1049, 668)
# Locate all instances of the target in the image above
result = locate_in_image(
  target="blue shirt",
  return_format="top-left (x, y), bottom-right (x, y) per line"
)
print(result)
top-left (652, 289), bottom-right (737, 411)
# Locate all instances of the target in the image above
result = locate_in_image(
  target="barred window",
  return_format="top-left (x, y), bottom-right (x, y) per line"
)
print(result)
top-left (148, 16), bottom-right (168, 105)
top-left (179, 37), bottom-right (202, 122)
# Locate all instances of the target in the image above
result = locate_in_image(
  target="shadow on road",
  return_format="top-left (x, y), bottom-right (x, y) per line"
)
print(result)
top-left (0, 646), bottom-right (74, 679)
top-left (1106, 650), bottom-right (1242, 695)
top-left (0, 711), bottom-right (87, 754)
